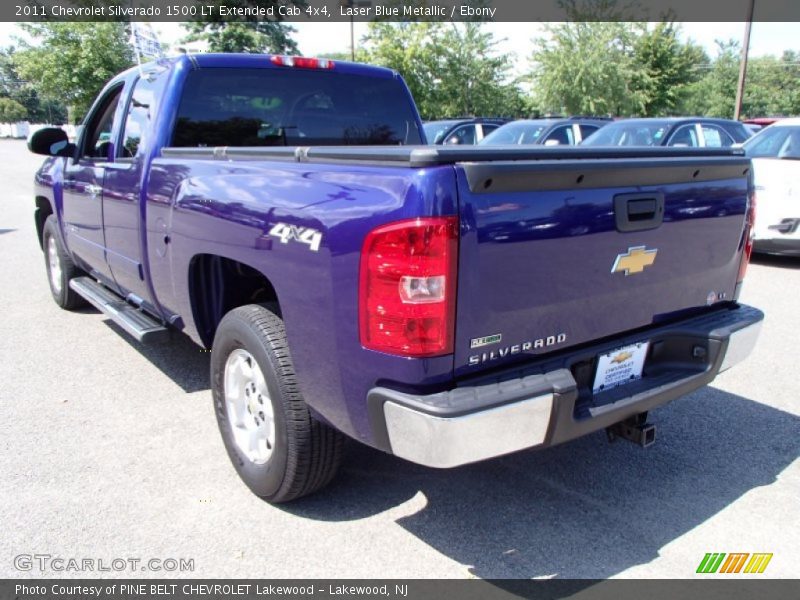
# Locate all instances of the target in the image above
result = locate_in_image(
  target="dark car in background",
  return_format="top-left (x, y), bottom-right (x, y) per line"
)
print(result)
top-left (581, 117), bottom-right (752, 147)
top-left (479, 117), bottom-right (611, 146)
top-left (422, 117), bottom-right (509, 145)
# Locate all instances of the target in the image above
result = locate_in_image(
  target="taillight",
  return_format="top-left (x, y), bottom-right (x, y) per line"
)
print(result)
top-left (738, 191), bottom-right (756, 283)
top-left (359, 217), bottom-right (458, 357)
top-left (269, 55), bottom-right (335, 69)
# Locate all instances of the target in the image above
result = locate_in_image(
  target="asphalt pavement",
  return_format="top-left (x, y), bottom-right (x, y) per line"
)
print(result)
top-left (0, 139), bottom-right (797, 580)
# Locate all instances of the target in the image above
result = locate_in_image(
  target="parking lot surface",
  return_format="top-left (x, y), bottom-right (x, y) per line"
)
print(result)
top-left (1, 140), bottom-right (797, 579)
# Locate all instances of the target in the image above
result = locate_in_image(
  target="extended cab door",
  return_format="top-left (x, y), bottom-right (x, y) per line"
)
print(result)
top-left (102, 67), bottom-right (169, 310)
top-left (61, 84), bottom-right (125, 282)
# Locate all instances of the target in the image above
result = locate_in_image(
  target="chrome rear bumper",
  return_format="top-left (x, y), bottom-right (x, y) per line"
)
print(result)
top-left (369, 304), bottom-right (763, 468)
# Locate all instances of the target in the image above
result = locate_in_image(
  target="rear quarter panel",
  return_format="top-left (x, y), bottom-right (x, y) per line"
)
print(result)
top-left (146, 159), bottom-right (459, 443)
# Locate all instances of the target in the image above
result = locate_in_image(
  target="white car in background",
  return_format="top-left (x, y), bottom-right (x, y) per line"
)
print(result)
top-left (742, 118), bottom-right (800, 256)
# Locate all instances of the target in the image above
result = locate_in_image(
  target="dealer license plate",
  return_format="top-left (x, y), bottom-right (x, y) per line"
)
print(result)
top-left (592, 341), bottom-right (649, 394)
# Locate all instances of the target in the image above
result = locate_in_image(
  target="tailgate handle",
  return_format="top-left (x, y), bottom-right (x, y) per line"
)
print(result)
top-left (614, 192), bottom-right (665, 232)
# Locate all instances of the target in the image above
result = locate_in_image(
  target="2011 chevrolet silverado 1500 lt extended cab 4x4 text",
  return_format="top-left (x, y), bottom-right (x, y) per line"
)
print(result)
top-left (29, 54), bottom-right (763, 502)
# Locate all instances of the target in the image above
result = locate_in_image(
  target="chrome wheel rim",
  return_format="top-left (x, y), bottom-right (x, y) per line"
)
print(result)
top-left (224, 349), bottom-right (275, 465)
top-left (47, 235), bottom-right (62, 294)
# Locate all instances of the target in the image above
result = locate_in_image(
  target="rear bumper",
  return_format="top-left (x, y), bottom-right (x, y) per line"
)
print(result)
top-left (368, 304), bottom-right (763, 468)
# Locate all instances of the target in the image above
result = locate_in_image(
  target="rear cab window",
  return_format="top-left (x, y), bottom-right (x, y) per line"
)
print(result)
top-left (171, 68), bottom-right (423, 147)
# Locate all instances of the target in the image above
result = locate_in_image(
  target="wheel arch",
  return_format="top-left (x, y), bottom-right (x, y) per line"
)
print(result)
top-left (187, 253), bottom-right (280, 349)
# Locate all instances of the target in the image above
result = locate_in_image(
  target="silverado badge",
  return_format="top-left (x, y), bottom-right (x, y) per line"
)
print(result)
top-left (612, 246), bottom-right (657, 276)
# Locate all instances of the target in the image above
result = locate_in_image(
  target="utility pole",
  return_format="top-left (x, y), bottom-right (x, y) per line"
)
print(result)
top-left (341, 0), bottom-right (371, 61)
top-left (350, 15), bottom-right (355, 61)
top-left (734, 0), bottom-right (755, 121)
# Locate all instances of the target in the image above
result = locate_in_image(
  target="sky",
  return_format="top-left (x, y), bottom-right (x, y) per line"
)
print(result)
top-left (1, 21), bottom-right (797, 66)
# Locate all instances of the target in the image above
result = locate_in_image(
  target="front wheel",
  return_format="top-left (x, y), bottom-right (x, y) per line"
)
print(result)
top-left (210, 304), bottom-right (344, 503)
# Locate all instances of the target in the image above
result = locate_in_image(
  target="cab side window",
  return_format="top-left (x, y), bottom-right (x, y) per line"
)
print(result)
top-left (81, 85), bottom-right (124, 160)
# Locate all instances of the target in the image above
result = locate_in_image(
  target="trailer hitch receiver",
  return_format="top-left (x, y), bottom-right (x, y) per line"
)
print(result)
top-left (606, 414), bottom-right (656, 448)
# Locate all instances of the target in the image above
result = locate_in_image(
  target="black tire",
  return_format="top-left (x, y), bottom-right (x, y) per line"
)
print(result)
top-left (42, 215), bottom-right (86, 310)
top-left (211, 304), bottom-right (344, 503)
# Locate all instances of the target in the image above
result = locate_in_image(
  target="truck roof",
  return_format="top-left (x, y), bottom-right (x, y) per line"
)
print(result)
top-left (130, 53), bottom-right (399, 80)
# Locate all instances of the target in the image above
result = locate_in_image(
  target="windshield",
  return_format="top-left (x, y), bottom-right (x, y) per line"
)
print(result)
top-left (743, 126), bottom-right (800, 159)
top-left (480, 122), bottom-right (547, 145)
top-left (422, 121), bottom-right (460, 144)
top-left (582, 121), bottom-right (670, 146)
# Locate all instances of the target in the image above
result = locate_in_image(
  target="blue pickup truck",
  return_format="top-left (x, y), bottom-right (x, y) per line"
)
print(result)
top-left (29, 54), bottom-right (763, 502)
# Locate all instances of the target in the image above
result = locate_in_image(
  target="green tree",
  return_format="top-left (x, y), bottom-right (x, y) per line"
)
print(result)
top-left (362, 22), bottom-right (441, 117)
top-left (435, 24), bottom-right (526, 117)
top-left (772, 51), bottom-right (800, 115)
top-left (679, 40), bottom-right (740, 117)
top-left (182, 1), bottom-right (301, 54)
top-left (182, 22), bottom-right (299, 54)
top-left (680, 43), bottom-right (800, 118)
top-left (743, 51), bottom-right (800, 117)
top-left (0, 97), bottom-right (27, 122)
top-left (0, 47), bottom-right (67, 123)
top-left (632, 22), bottom-right (707, 115)
top-left (316, 50), bottom-right (362, 62)
top-left (530, 22), bottom-right (649, 116)
top-left (362, 23), bottom-right (526, 119)
top-left (13, 23), bottom-right (134, 123)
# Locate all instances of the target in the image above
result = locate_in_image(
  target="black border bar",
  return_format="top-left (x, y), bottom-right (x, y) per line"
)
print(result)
top-left (7, 0), bottom-right (800, 22)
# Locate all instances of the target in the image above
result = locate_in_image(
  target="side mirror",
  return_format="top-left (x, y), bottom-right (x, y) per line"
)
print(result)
top-left (28, 127), bottom-right (75, 157)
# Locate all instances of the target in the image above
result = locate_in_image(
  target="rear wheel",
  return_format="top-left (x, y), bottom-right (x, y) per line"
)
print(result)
top-left (211, 304), bottom-right (344, 502)
top-left (42, 215), bottom-right (86, 310)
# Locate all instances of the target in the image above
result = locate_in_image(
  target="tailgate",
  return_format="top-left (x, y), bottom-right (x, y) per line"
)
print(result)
top-left (453, 155), bottom-right (751, 375)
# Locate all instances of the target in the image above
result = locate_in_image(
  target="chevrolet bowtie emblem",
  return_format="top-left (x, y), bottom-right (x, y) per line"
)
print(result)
top-left (612, 246), bottom-right (658, 276)
top-left (611, 351), bottom-right (633, 363)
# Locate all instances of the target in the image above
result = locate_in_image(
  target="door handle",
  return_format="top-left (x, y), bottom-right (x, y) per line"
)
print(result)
top-left (86, 184), bottom-right (102, 198)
